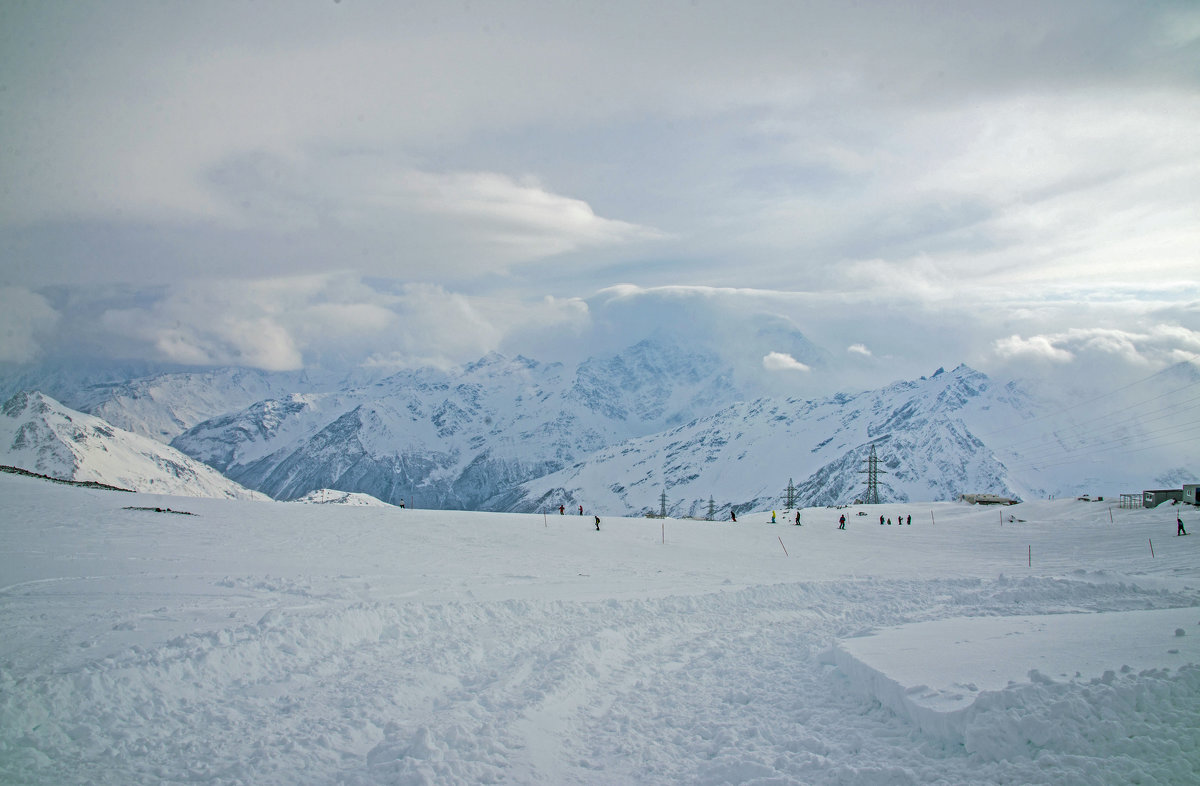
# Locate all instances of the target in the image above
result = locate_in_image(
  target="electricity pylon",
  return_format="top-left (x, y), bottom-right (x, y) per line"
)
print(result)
top-left (859, 444), bottom-right (886, 504)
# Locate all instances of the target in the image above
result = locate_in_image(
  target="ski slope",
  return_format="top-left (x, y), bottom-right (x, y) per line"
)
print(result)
top-left (1, 473), bottom-right (1198, 784)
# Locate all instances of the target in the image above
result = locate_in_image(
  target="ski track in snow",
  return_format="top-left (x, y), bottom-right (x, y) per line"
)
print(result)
top-left (2, 476), bottom-right (1200, 784)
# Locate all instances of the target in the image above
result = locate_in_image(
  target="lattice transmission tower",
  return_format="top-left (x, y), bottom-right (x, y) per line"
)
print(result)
top-left (859, 444), bottom-right (886, 504)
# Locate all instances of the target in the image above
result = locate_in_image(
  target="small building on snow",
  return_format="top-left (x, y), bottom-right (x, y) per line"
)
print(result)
top-left (1143, 489), bottom-right (1183, 509)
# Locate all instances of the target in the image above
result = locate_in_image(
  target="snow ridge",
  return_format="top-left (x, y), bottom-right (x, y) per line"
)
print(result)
top-left (0, 391), bottom-right (266, 500)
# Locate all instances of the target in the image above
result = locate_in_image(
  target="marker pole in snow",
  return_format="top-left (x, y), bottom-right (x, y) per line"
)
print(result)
top-left (662, 521), bottom-right (665, 545)
top-left (1109, 508), bottom-right (1114, 524)
top-left (1149, 538), bottom-right (1155, 558)
top-left (1028, 545), bottom-right (1031, 567)
top-left (777, 536), bottom-right (789, 557)
top-left (930, 510), bottom-right (935, 525)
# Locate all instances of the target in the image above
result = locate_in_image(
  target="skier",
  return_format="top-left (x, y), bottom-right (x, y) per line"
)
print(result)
top-left (880, 515), bottom-right (885, 526)
top-left (907, 514), bottom-right (911, 526)
top-left (559, 504), bottom-right (565, 515)
top-left (1179, 516), bottom-right (1188, 536)
top-left (771, 510), bottom-right (777, 524)
top-left (838, 514), bottom-right (846, 530)
top-left (731, 511), bottom-right (737, 523)
top-left (887, 518), bottom-right (892, 525)
top-left (595, 515), bottom-right (601, 531)
top-left (579, 505), bottom-right (584, 516)
top-left (795, 511), bottom-right (801, 526)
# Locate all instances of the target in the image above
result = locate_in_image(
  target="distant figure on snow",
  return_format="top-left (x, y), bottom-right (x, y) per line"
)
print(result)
top-left (771, 510), bottom-right (777, 524)
top-left (795, 511), bottom-right (801, 525)
top-left (594, 516), bottom-right (601, 531)
top-left (399, 499), bottom-right (405, 509)
top-left (906, 514), bottom-right (911, 525)
top-left (579, 505), bottom-right (584, 516)
top-left (731, 511), bottom-right (737, 523)
top-left (887, 518), bottom-right (892, 525)
top-left (559, 505), bottom-right (565, 515)
top-left (880, 515), bottom-right (885, 526)
top-left (1179, 516), bottom-right (1188, 536)
top-left (838, 514), bottom-right (846, 530)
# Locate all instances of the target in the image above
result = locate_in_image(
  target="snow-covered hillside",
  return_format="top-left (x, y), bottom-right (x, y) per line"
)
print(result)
top-left (2, 473), bottom-right (1198, 784)
top-left (516, 365), bottom-right (1041, 515)
top-left (0, 391), bottom-right (267, 500)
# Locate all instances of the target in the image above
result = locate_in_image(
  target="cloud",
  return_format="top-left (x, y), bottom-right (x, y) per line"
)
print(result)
top-left (0, 287), bottom-right (59, 362)
top-left (994, 334), bottom-right (1076, 364)
top-left (993, 325), bottom-right (1200, 368)
top-left (762, 352), bottom-right (812, 373)
top-left (847, 343), bottom-right (873, 357)
top-left (86, 275), bottom-right (594, 373)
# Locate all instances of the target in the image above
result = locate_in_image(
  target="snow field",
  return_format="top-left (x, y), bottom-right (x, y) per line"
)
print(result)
top-left (2, 473), bottom-right (1199, 784)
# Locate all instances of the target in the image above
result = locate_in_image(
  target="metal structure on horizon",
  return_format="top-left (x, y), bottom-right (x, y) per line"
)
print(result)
top-left (859, 444), bottom-right (885, 505)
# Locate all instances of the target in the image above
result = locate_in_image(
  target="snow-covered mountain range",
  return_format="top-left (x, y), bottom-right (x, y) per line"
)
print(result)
top-left (169, 340), bottom-right (739, 511)
top-left (3, 341), bottom-right (1196, 512)
top-left (0, 391), bottom-right (266, 500)
top-left (515, 365), bottom-right (1036, 516)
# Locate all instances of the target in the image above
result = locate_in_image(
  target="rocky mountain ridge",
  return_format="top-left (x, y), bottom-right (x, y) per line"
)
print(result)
top-left (0, 391), bottom-right (266, 500)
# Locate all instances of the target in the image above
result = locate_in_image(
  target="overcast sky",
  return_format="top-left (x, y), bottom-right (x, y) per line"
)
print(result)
top-left (1, 0), bottom-right (1197, 395)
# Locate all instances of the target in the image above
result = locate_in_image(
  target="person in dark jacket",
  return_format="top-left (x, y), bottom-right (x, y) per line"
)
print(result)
top-left (1179, 516), bottom-right (1188, 536)
top-left (595, 515), bottom-right (601, 531)
top-left (838, 514), bottom-right (846, 530)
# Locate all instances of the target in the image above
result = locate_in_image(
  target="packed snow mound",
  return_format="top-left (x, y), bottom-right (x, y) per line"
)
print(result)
top-left (833, 608), bottom-right (1200, 755)
top-left (291, 488), bottom-right (395, 506)
top-left (0, 391), bottom-right (268, 500)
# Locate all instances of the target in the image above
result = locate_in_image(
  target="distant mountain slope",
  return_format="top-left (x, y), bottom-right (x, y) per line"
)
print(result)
top-left (513, 365), bottom-right (1039, 516)
top-left (171, 339), bottom-right (745, 508)
top-left (0, 391), bottom-right (268, 500)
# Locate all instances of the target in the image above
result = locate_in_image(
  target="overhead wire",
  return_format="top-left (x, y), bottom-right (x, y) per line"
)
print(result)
top-left (978, 363), bottom-right (1195, 440)
top-left (996, 394), bottom-right (1200, 464)
top-left (989, 377), bottom-right (1200, 454)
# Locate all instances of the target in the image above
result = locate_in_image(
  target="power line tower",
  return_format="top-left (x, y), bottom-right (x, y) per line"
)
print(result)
top-left (783, 478), bottom-right (797, 509)
top-left (859, 444), bottom-right (886, 504)
top-left (707, 496), bottom-right (716, 520)
top-left (659, 489), bottom-right (668, 518)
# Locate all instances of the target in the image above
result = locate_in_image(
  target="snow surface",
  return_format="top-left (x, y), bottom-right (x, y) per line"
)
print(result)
top-left (2, 474), bottom-right (1198, 784)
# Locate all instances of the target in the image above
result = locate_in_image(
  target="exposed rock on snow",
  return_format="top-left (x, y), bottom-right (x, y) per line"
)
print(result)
top-left (292, 488), bottom-right (395, 506)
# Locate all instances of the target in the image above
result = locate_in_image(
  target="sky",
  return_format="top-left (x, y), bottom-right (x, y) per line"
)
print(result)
top-left (1, 0), bottom-right (1198, 396)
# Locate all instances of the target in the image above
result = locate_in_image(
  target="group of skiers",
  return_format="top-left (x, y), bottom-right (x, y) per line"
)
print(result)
top-left (558, 503), bottom-right (600, 530)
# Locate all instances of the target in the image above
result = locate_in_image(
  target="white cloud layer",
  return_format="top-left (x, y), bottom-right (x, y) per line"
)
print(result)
top-left (0, 1), bottom-right (1198, 395)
